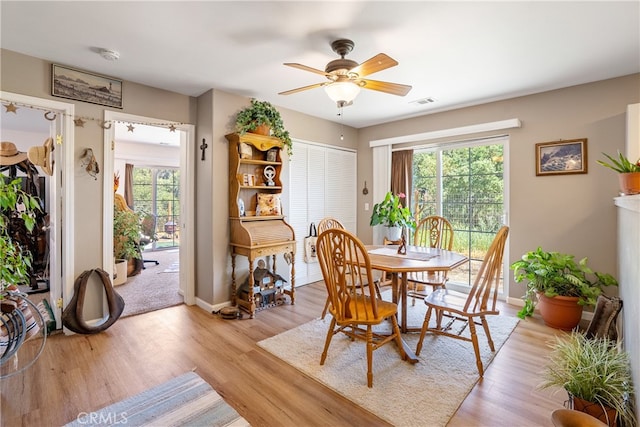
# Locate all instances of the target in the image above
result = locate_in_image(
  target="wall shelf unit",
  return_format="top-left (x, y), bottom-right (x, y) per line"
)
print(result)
top-left (226, 132), bottom-right (296, 318)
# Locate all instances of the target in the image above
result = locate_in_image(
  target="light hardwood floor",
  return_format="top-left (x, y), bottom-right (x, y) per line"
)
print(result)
top-left (1, 282), bottom-right (566, 426)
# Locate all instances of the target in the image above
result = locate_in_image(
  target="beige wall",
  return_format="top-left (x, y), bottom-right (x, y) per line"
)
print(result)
top-left (357, 74), bottom-right (640, 301)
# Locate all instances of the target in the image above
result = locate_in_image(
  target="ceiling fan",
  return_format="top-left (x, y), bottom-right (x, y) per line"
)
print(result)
top-left (279, 39), bottom-right (412, 107)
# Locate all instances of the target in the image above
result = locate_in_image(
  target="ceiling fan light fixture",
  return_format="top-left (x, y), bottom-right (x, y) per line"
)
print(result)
top-left (324, 81), bottom-right (361, 105)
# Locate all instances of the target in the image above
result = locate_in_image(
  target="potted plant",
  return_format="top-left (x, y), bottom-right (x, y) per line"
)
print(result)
top-left (235, 98), bottom-right (293, 156)
top-left (597, 151), bottom-right (640, 195)
top-left (540, 332), bottom-right (636, 427)
top-left (113, 207), bottom-right (142, 285)
top-left (0, 174), bottom-right (41, 293)
top-left (369, 192), bottom-right (417, 241)
top-left (511, 247), bottom-right (618, 330)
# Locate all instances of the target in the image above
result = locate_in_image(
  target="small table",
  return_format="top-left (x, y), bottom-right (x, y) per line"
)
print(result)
top-left (366, 245), bottom-right (468, 362)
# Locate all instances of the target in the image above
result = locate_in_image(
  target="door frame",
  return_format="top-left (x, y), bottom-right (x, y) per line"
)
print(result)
top-left (0, 91), bottom-right (75, 327)
top-left (103, 111), bottom-right (195, 305)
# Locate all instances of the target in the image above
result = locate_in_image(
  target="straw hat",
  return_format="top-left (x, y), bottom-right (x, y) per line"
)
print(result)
top-left (0, 141), bottom-right (28, 166)
top-left (27, 137), bottom-right (54, 176)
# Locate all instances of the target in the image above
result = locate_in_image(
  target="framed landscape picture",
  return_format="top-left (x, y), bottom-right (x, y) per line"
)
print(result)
top-left (535, 138), bottom-right (587, 176)
top-left (51, 64), bottom-right (123, 108)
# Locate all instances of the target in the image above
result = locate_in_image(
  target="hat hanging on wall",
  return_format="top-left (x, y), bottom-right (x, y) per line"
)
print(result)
top-left (27, 137), bottom-right (54, 176)
top-left (80, 148), bottom-right (99, 180)
top-left (0, 141), bottom-right (28, 166)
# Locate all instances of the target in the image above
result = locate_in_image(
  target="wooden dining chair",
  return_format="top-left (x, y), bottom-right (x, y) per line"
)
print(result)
top-left (318, 217), bottom-right (344, 319)
top-left (406, 215), bottom-right (454, 305)
top-left (415, 225), bottom-right (509, 376)
top-left (316, 228), bottom-right (406, 388)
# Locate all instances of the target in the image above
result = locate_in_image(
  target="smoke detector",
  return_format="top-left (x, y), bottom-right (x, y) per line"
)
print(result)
top-left (100, 49), bottom-right (120, 61)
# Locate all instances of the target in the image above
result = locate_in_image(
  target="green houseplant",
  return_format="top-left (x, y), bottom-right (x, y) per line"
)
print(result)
top-left (1, 174), bottom-right (41, 293)
top-left (511, 247), bottom-right (617, 329)
top-left (540, 332), bottom-right (636, 427)
top-left (597, 151), bottom-right (640, 195)
top-left (370, 192), bottom-right (416, 240)
top-left (113, 207), bottom-right (142, 262)
top-left (235, 98), bottom-right (293, 156)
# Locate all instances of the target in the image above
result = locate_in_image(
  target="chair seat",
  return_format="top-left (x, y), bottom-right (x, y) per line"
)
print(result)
top-left (407, 271), bottom-right (447, 286)
top-left (424, 286), bottom-right (498, 317)
top-left (332, 296), bottom-right (398, 326)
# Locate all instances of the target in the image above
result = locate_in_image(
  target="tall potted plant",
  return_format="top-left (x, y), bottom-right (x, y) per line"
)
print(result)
top-left (235, 98), bottom-right (293, 156)
top-left (369, 192), bottom-right (416, 241)
top-left (0, 174), bottom-right (40, 293)
top-left (597, 150), bottom-right (640, 195)
top-left (540, 332), bottom-right (636, 427)
top-left (113, 207), bottom-right (141, 285)
top-left (511, 247), bottom-right (617, 330)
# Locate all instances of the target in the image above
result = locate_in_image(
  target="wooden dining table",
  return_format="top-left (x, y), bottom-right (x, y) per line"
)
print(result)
top-left (365, 245), bottom-right (469, 362)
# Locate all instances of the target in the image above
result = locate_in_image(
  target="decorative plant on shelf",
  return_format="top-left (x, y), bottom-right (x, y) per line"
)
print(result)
top-left (540, 332), bottom-right (636, 427)
top-left (370, 192), bottom-right (417, 233)
top-left (113, 207), bottom-right (142, 262)
top-left (597, 151), bottom-right (640, 173)
top-left (597, 150), bottom-right (640, 195)
top-left (0, 174), bottom-right (41, 293)
top-left (235, 98), bottom-right (293, 156)
top-left (511, 247), bottom-right (617, 329)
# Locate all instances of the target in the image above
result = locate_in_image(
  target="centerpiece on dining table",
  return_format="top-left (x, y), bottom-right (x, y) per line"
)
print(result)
top-left (369, 191), bottom-right (416, 252)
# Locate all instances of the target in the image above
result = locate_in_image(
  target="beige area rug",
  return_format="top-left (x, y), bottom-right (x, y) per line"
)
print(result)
top-left (258, 299), bottom-right (519, 427)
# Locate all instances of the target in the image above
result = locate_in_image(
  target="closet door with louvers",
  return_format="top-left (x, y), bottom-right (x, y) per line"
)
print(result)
top-left (288, 141), bottom-right (357, 286)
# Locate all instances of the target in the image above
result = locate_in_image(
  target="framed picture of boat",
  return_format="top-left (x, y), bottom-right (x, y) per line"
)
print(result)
top-left (535, 138), bottom-right (587, 176)
top-left (51, 64), bottom-right (123, 108)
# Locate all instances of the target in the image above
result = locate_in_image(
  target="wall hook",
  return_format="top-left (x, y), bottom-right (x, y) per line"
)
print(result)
top-left (362, 181), bottom-right (369, 195)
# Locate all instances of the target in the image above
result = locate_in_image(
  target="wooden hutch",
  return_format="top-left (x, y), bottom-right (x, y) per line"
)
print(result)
top-left (226, 132), bottom-right (296, 318)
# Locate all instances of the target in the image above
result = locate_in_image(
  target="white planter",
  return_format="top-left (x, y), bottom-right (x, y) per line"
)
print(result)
top-left (386, 226), bottom-right (402, 242)
top-left (113, 259), bottom-right (127, 286)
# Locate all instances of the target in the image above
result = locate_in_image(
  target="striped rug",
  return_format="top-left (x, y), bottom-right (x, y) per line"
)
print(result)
top-left (65, 371), bottom-right (249, 426)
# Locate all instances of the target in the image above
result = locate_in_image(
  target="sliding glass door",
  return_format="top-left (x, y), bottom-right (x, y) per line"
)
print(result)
top-left (412, 137), bottom-right (506, 292)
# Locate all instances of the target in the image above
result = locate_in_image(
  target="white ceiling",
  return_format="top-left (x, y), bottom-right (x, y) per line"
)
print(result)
top-left (1, 1), bottom-right (639, 131)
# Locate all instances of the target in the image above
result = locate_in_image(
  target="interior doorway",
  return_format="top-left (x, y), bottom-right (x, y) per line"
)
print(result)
top-left (103, 111), bottom-right (195, 314)
top-left (0, 91), bottom-right (75, 329)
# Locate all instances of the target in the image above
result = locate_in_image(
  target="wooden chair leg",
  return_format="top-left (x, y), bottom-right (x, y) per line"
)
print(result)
top-left (480, 316), bottom-right (495, 351)
top-left (467, 318), bottom-right (484, 376)
top-left (320, 317), bottom-right (337, 365)
top-left (416, 306), bottom-right (433, 356)
top-left (321, 296), bottom-right (330, 319)
top-left (366, 326), bottom-right (373, 388)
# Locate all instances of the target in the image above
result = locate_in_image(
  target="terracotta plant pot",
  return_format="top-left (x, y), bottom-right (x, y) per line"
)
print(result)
top-left (537, 293), bottom-right (583, 331)
top-left (618, 172), bottom-right (640, 195)
top-left (251, 124), bottom-right (271, 136)
top-left (571, 395), bottom-right (617, 427)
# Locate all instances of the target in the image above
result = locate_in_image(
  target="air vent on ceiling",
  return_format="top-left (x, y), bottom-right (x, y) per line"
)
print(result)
top-left (411, 97), bottom-right (436, 105)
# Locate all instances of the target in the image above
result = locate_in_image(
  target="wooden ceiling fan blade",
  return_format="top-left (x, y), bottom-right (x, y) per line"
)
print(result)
top-left (278, 82), bottom-right (327, 95)
top-left (360, 79), bottom-right (412, 96)
top-left (284, 63), bottom-right (331, 77)
top-left (350, 53), bottom-right (398, 77)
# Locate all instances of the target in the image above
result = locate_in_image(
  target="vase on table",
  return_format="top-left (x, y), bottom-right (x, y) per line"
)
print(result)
top-left (385, 226), bottom-right (402, 242)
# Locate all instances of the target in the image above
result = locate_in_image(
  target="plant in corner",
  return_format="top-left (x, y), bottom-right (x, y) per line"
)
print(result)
top-left (0, 174), bottom-right (41, 293)
top-left (540, 332), bottom-right (636, 427)
top-left (113, 207), bottom-right (142, 262)
top-left (235, 98), bottom-right (293, 157)
top-left (370, 192), bottom-right (416, 240)
top-left (597, 150), bottom-right (640, 195)
top-left (511, 247), bottom-right (617, 330)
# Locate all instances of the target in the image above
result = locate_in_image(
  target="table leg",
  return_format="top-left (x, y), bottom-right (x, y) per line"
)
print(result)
top-left (390, 272), bottom-right (418, 363)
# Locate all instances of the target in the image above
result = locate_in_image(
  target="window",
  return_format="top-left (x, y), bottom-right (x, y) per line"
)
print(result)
top-left (411, 138), bottom-right (506, 292)
top-left (132, 167), bottom-right (180, 249)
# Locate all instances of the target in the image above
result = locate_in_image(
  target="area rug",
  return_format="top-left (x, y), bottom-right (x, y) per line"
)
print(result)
top-left (258, 301), bottom-right (519, 427)
top-left (64, 371), bottom-right (250, 426)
